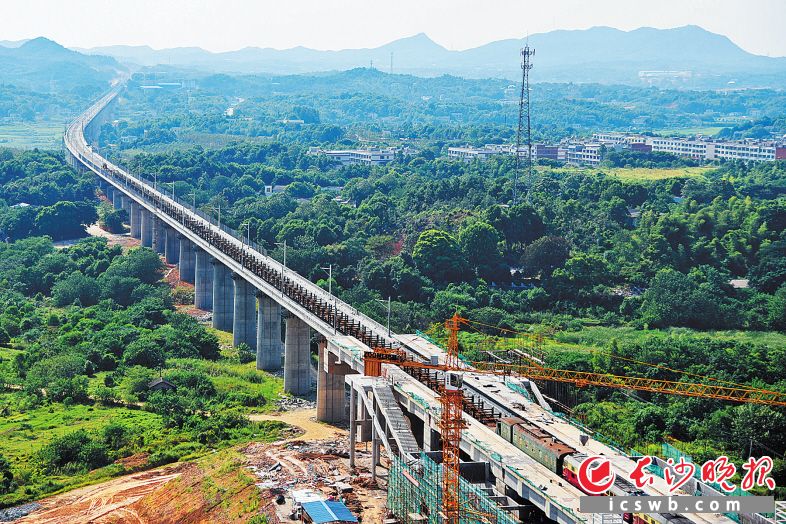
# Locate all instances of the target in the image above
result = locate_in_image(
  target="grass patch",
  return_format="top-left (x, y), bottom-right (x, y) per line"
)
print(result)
top-left (654, 127), bottom-right (726, 137)
top-left (0, 390), bottom-right (287, 508)
top-left (550, 325), bottom-right (786, 351)
top-left (167, 357), bottom-right (283, 413)
top-left (0, 398), bottom-right (161, 467)
top-left (606, 166), bottom-right (713, 181)
top-left (537, 165), bottom-right (713, 182)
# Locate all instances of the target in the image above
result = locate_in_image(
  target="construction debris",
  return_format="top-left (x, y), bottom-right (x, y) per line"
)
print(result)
top-left (242, 437), bottom-right (388, 523)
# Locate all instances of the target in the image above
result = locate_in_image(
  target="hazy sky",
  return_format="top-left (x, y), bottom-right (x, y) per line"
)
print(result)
top-left (2, 0), bottom-right (785, 56)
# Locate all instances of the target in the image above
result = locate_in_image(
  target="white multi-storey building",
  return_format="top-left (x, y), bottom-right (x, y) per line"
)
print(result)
top-left (648, 137), bottom-right (785, 162)
top-left (565, 143), bottom-right (603, 166)
top-left (448, 143), bottom-right (562, 163)
top-left (648, 137), bottom-right (715, 160)
top-left (593, 132), bottom-right (648, 146)
top-left (447, 146), bottom-right (499, 162)
top-left (308, 147), bottom-right (395, 166)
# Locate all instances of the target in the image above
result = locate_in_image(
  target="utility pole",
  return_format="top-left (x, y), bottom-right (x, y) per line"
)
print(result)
top-left (321, 264), bottom-right (333, 295)
top-left (275, 240), bottom-right (287, 271)
top-left (377, 297), bottom-right (391, 336)
top-left (241, 222), bottom-right (251, 246)
top-left (513, 44), bottom-right (534, 204)
top-left (323, 264), bottom-right (337, 333)
top-left (275, 240), bottom-right (287, 296)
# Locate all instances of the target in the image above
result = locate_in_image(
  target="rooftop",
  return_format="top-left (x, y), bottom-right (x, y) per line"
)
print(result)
top-left (301, 500), bottom-right (357, 523)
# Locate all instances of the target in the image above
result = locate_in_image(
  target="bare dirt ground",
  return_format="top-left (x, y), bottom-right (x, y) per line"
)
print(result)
top-left (17, 464), bottom-right (187, 524)
top-left (53, 222), bottom-right (140, 251)
top-left (15, 409), bottom-right (389, 524)
top-left (249, 409), bottom-right (344, 443)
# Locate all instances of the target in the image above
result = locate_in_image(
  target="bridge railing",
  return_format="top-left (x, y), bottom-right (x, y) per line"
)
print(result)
top-left (65, 88), bottom-right (398, 349)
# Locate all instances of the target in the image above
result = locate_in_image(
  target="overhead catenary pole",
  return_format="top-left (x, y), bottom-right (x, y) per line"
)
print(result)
top-left (275, 240), bottom-right (287, 295)
top-left (321, 264), bottom-right (333, 295)
top-left (377, 296), bottom-right (391, 336)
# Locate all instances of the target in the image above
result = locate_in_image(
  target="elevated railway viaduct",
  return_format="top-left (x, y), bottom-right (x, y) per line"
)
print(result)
top-left (64, 88), bottom-right (746, 524)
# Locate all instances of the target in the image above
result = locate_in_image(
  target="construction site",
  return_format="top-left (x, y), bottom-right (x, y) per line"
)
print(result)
top-left (44, 40), bottom-right (786, 524)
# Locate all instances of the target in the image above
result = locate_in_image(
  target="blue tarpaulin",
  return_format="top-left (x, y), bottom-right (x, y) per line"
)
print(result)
top-left (301, 500), bottom-right (358, 523)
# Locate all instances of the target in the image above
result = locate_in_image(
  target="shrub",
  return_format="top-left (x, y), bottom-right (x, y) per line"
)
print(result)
top-left (147, 442), bottom-right (201, 467)
top-left (237, 343), bottom-right (255, 364)
top-left (102, 422), bottom-right (132, 452)
top-left (172, 286), bottom-right (194, 305)
top-left (94, 385), bottom-right (118, 405)
top-left (35, 430), bottom-right (109, 474)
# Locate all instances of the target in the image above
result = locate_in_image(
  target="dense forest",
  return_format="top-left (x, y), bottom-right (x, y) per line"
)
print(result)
top-left (99, 69), bottom-right (786, 152)
top-left (0, 151), bottom-right (284, 507)
top-left (104, 141), bottom-right (786, 334)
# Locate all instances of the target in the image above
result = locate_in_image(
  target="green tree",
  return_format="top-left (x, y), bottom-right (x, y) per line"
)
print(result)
top-left (638, 268), bottom-right (729, 329)
top-left (412, 229), bottom-right (470, 283)
top-left (102, 247), bottom-right (164, 285)
top-left (458, 220), bottom-right (505, 280)
top-left (35, 429), bottom-right (109, 474)
top-left (34, 201), bottom-right (97, 240)
top-left (122, 332), bottom-right (166, 368)
top-left (768, 283), bottom-right (786, 330)
top-left (51, 272), bottom-right (101, 307)
top-left (98, 204), bottom-right (126, 234)
top-left (520, 236), bottom-right (570, 278)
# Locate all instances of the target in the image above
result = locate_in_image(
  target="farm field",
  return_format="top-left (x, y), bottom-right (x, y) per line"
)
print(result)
top-left (0, 121), bottom-right (65, 149)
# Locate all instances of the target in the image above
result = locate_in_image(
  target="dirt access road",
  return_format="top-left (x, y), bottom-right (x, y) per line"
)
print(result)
top-left (17, 465), bottom-right (186, 524)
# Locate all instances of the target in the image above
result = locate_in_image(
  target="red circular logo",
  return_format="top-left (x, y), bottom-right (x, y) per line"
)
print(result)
top-left (577, 456), bottom-right (616, 495)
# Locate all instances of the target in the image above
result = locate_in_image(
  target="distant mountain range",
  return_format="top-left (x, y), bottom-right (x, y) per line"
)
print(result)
top-left (65, 26), bottom-right (786, 87)
top-left (0, 37), bottom-right (124, 93)
top-left (1, 27), bottom-right (785, 90)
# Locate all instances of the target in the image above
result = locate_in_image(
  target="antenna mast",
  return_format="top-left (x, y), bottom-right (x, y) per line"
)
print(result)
top-left (513, 44), bottom-right (534, 204)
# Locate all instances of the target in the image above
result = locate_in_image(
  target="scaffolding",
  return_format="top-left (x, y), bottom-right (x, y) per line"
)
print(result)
top-left (388, 453), bottom-right (520, 524)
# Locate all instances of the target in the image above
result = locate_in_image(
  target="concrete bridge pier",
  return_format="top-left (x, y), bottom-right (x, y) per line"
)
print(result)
top-left (104, 186), bottom-right (113, 203)
top-left (194, 249), bottom-right (213, 310)
top-left (152, 218), bottom-right (165, 255)
top-left (349, 386), bottom-right (357, 467)
top-left (283, 315), bottom-right (311, 395)
top-left (212, 261), bottom-right (234, 331)
top-left (178, 238), bottom-right (195, 283)
top-left (256, 293), bottom-right (282, 371)
top-left (164, 228), bottom-right (179, 264)
top-left (357, 390), bottom-right (372, 442)
top-left (120, 195), bottom-right (130, 216)
top-left (140, 209), bottom-right (154, 247)
top-left (129, 202), bottom-right (141, 238)
top-left (317, 341), bottom-right (350, 423)
top-left (112, 190), bottom-right (122, 209)
top-left (232, 274), bottom-right (257, 348)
